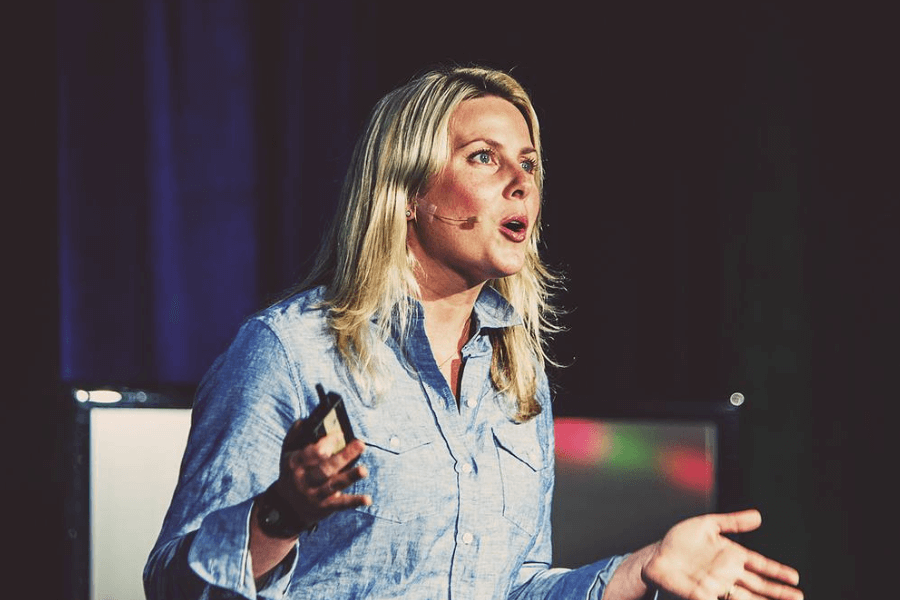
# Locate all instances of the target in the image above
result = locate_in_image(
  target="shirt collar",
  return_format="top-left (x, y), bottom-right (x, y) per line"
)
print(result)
top-left (471, 285), bottom-right (522, 331)
top-left (387, 285), bottom-right (523, 342)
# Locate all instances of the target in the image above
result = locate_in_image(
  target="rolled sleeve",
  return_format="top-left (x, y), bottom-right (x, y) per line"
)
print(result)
top-left (144, 318), bottom-right (306, 600)
top-left (511, 556), bottom-right (628, 599)
top-left (187, 499), bottom-right (297, 599)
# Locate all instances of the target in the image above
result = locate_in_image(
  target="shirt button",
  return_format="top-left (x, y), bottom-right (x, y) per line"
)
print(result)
top-left (389, 436), bottom-right (400, 450)
top-left (460, 463), bottom-right (472, 474)
top-left (466, 398), bottom-right (476, 408)
top-left (461, 532), bottom-right (474, 544)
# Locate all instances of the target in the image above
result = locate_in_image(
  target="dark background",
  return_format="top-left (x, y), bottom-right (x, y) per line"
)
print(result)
top-left (12, 2), bottom-right (894, 598)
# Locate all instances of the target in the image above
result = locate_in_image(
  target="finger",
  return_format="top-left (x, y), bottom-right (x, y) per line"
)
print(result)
top-left (288, 432), bottom-right (348, 475)
top-left (311, 478), bottom-right (339, 502)
top-left (308, 431), bottom-right (345, 462)
top-left (308, 434), bottom-right (365, 466)
top-left (733, 584), bottom-right (803, 600)
top-left (321, 491), bottom-right (373, 511)
top-left (312, 464), bottom-right (369, 502)
top-left (714, 509), bottom-right (763, 535)
top-left (744, 550), bottom-right (801, 586)
top-left (333, 438), bottom-right (366, 469)
top-left (305, 437), bottom-right (366, 484)
top-left (738, 570), bottom-right (804, 600)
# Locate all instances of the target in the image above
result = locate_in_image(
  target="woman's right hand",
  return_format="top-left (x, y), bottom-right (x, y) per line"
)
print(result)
top-left (276, 419), bottom-right (371, 529)
top-left (250, 423), bottom-right (369, 581)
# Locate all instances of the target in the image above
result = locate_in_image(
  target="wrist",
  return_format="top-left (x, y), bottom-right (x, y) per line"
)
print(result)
top-left (638, 541), bottom-right (662, 581)
top-left (605, 544), bottom-right (658, 600)
top-left (254, 482), bottom-right (317, 539)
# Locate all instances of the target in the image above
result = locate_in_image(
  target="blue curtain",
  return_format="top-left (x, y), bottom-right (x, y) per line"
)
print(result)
top-left (56, 1), bottom-right (750, 395)
top-left (57, 1), bottom-right (377, 384)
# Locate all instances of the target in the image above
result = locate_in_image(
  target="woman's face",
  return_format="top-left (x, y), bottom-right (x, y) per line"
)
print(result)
top-left (407, 95), bottom-right (539, 293)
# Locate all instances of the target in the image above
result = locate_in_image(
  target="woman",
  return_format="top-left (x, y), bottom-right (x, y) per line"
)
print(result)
top-left (145, 66), bottom-right (803, 600)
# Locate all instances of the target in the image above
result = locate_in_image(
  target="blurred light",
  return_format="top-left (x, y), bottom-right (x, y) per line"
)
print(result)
top-left (605, 427), bottom-right (655, 472)
top-left (74, 389), bottom-right (123, 404)
top-left (554, 418), bottom-right (609, 465)
top-left (555, 418), bottom-right (715, 495)
top-left (729, 392), bottom-right (744, 407)
top-left (660, 447), bottom-right (714, 494)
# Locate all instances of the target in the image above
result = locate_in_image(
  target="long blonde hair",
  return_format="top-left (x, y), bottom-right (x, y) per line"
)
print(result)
top-left (295, 66), bottom-right (561, 421)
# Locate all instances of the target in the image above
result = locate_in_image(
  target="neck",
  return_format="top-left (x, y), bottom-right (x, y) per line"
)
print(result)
top-left (418, 273), bottom-right (482, 319)
top-left (417, 282), bottom-right (482, 365)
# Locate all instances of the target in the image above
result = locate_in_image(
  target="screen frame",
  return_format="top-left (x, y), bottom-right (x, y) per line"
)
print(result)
top-left (64, 386), bottom-right (743, 600)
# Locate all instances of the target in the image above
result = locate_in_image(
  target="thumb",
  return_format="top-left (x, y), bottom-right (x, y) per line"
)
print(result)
top-left (715, 509), bottom-right (763, 535)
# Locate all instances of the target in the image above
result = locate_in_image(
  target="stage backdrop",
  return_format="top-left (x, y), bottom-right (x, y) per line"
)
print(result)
top-left (52, 3), bottom-right (897, 599)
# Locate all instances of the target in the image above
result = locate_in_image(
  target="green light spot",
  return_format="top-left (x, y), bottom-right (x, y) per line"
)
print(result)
top-left (605, 425), bottom-right (655, 472)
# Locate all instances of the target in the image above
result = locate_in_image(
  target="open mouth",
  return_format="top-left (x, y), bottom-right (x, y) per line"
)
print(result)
top-left (500, 216), bottom-right (529, 241)
top-left (502, 218), bottom-right (527, 233)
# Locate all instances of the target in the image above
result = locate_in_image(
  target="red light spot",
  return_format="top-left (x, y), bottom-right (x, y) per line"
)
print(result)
top-left (554, 418), bottom-right (609, 465)
top-left (660, 447), bottom-right (713, 494)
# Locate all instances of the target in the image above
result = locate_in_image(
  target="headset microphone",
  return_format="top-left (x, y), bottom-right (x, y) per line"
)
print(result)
top-left (417, 201), bottom-right (479, 225)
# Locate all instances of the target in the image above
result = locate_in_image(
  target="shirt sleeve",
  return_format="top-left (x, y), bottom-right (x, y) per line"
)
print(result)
top-left (143, 318), bottom-right (306, 600)
top-left (505, 371), bottom-right (633, 600)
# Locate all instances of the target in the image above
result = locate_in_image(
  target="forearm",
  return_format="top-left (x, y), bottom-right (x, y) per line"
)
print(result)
top-left (248, 502), bottom-right (300, 581)
top-left (145, 499), bottom-right (302, 600)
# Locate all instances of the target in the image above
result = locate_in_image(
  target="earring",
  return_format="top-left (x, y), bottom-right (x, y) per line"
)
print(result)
top-left (405, 209), bottom-right (412, 218)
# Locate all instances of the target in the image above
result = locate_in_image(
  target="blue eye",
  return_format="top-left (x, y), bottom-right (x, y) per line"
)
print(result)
top-left (521, 158), bottom-right (537, 173)
top-left (473, 150), bottom-right (492, 164)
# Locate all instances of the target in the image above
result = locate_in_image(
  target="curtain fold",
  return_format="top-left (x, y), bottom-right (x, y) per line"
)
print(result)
top-left (142, 0), bottom-right (260, 382)
top-left (58, 1), bottom-right (377, 384)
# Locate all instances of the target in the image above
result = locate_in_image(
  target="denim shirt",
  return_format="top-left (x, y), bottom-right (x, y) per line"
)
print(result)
top-left (144, 286), bottom-right (626, 599)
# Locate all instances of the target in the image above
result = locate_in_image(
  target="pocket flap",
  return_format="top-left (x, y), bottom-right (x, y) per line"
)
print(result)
top-left (491, 420), bottom-right (543, 472)
top-left (357, 421), bottom-right (435, 456)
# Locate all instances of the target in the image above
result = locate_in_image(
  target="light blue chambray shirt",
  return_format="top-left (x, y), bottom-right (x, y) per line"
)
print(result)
top-left (144, 286), bottom-right (627, 600)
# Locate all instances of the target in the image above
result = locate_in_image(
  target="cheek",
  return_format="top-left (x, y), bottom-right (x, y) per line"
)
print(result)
top-left (527, 197), bottom-right (541, 224)
top-left (445, 178), bottom-right (483, 212)
top-left (422, 175), bottom-right (477, 215)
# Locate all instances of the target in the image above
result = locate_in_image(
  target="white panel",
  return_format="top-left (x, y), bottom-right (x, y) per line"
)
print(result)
top-left (90, 408), bottom-right (191, 600)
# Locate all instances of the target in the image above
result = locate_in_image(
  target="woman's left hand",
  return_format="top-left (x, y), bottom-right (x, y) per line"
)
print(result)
top-left (640, 509), bottom-right (803, 600)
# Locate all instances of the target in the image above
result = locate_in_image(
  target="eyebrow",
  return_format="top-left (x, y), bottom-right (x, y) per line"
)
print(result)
top-left (458, 138), bottom-right (537, 155)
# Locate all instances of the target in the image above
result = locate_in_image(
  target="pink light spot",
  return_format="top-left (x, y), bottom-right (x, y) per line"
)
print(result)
top-left (554, 418), bottom-right (610, 466)
top-left (660, 447), bottom-right (713, 494)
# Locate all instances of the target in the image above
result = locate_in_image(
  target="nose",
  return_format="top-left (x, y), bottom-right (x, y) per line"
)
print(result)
top-left (504, 164), bottom-right (534, 200)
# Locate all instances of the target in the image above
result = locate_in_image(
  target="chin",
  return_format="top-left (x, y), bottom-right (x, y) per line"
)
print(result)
top-left (488, 258), bottom-right (526, 280)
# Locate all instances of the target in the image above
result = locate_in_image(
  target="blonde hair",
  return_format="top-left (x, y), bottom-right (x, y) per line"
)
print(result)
top-left (295, 65), bottom-right (561, 421)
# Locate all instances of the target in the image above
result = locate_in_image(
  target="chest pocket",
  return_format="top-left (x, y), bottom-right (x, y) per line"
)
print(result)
top-left (346, 421), bottom-right (448, 523)
top-left (492, 419), bottom-right (547, 536)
